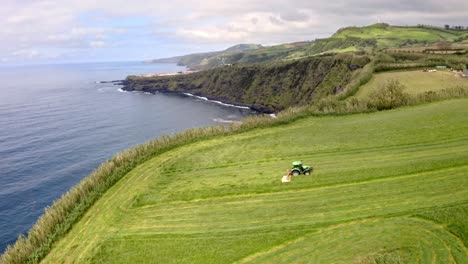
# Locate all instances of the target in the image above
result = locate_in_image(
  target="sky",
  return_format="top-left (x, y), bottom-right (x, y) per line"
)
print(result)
top-left (1, 0), bottom-right (467, 64)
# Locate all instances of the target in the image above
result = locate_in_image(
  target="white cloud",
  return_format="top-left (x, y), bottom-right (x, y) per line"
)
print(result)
top-left (11, 49), bottom-right (40, 59)
top-left (89, 41), bottom-right (106, 48)
top-left (0, 0), bottom-right (466, 62)
top-left (176, 11), bottom-right (319, 44)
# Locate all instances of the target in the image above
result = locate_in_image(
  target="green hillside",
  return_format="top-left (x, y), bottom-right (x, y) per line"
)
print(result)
top-left (37, 99), bottom-right (468, 263)
top-left (152, 24), bottom-right (468, 70)
top-left (287, 24), bottom-right (468, 61)
top-left (333, 24), bottom-right (467, 48)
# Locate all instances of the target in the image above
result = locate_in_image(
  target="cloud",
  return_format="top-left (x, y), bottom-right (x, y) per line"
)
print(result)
top-left (11, 49), bottom-right (40, 59)
top-left (279, 10), bottom-right (310, 22)
top-left (0, 0), bottom-right (466, 62)
top-left (89, 41), bottom-right (106, 48)
top-left (177, 11), bottom-right (318, 44)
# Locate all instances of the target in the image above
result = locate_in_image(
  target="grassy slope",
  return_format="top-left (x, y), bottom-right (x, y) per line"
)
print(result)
top-left (284, 25), bottom-right (468, 62)
top-left (42, 99), bottom-right (468, 263)
top-left (158, 25), bottom-right (468, 70)
top-left (356, 70), bottom-right (468, 98)
top-left (333, 25), bottom-right (468, 47)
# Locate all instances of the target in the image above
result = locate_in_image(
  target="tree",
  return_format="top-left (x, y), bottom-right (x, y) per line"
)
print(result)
top-left (445, 24), bottom-right (450, 29)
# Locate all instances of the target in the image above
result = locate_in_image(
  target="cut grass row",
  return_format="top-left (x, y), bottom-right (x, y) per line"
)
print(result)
top-left (39, 99), bottom-right (468, 263)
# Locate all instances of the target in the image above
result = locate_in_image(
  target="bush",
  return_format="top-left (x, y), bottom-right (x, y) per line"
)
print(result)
top-left (337, 62), bottom-right (375, 99)
top-left (368, 80), bottom-right (410, 110)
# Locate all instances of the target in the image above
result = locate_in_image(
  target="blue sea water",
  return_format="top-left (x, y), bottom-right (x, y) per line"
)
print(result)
top-left (0, 61), bottom-right (253, 252)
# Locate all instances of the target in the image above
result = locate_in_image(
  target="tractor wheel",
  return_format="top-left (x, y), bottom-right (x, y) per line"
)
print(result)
top-left (292, 170), bottom-right (300, 176)
top-left (304, 171), bottom-right (310, 175)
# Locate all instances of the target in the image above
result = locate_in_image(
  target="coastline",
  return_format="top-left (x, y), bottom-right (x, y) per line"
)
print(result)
top-left (120, 82), bottom-right (274, 114)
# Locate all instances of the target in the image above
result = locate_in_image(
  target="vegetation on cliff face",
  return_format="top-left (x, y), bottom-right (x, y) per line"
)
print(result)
top-left (125, 54), bottom-right (370, 113)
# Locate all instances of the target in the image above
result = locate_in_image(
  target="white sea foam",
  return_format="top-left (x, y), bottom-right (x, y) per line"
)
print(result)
top-left (213, 118), bottom-right (242, 124)
top-left (98, 87), bottom-right (119, 92)
top-left (269, 113), bottom-right (277, 118)
top-left (117, 88), bottom-right (126, 93)
top-left (183, 93), bottom-right (208, 101)
top-left (183, 93), bottom-right (250, 110)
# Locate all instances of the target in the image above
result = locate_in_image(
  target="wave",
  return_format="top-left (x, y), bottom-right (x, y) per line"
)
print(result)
top-left (98, 87), bottom-right (121, 93)
top-left (212, 118), bottom-right (241, 124)
top-left (183, 93), bottom-right (250, 110)
top-left (116, 88), bottom-right (149, 94)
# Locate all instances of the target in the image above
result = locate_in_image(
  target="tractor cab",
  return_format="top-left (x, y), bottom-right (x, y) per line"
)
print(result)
top-left (291, 161), bottom-right (312, 176)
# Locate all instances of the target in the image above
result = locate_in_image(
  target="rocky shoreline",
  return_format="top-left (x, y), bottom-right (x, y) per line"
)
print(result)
top-left (120, 80), bottom-right (273, 113)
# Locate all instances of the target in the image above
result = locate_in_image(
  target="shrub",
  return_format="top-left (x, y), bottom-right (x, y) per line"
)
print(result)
top-left (337, 62), bottom-right (375, 99)
top-left (368, 80), bottom-right (410, 110)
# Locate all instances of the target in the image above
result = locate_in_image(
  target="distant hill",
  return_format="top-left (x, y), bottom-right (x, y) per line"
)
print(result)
top-left (332, 23), bottom-right (468, 48)
top-left (287, 23), bottom-right (468, 60)
top-left (147, 44), bottom-right (263, 70)
top-left (148, 24), bottom-right (468, 70)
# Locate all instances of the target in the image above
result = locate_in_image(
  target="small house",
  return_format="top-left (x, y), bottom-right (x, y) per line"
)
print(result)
top-left (463, 69), bottom-right (468, 77)
top-left (436, 66), bottom-right (447, 69)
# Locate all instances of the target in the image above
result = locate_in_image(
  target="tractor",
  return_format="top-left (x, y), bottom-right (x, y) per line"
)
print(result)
top-left (291, 161), bottom-right (313, 176)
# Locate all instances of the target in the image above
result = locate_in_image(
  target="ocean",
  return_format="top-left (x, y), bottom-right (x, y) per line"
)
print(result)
top-left (0, 61), bottom-right (254, 252)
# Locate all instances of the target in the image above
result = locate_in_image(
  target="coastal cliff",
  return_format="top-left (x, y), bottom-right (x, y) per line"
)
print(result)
top-left (123, 54), bottom-right (370, 113)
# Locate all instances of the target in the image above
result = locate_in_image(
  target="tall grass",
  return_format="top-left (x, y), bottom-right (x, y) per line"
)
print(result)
top-left (1, 83), bottom-right (467, 264)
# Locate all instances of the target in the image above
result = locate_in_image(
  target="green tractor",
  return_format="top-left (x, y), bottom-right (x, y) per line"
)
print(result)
top-left (291, 161), bottom-right (313, 176)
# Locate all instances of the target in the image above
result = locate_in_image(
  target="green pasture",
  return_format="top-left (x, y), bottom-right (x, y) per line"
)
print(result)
top-left (41, 99), bottom-right (468, 263)
top-left (355, 70), bottom-right (468, 98)
top-left (333, 25), bottom-right (468, 48)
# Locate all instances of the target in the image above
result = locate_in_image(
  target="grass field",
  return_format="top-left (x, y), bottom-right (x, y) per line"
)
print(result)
top-left (333, 25), bottom-right (468, 48)
top-left (40, 99), bottom-right (468, 263)
top-left (355, 70), bottom-right (468, 98)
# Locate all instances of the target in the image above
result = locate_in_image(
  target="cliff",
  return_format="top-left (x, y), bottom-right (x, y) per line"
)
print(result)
top-left (124, 54), bottom-right (370, 113)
